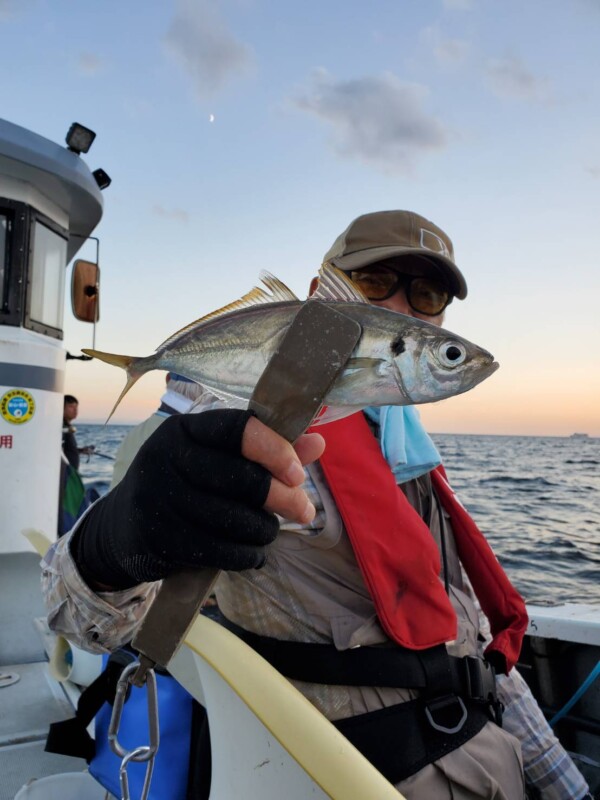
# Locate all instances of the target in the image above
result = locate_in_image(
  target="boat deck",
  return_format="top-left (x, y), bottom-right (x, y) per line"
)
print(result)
top-left (0, 551), bottom-right (108, 799)
top-left (0, 662), bottom-right (90, 800)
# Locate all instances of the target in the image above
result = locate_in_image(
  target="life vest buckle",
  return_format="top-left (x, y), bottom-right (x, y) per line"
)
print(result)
top-left (464, 656), bottom-right (497, 704)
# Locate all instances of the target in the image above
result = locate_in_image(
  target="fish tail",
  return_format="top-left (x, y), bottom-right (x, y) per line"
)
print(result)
top-left (82, 348), bottom-right (148, 422)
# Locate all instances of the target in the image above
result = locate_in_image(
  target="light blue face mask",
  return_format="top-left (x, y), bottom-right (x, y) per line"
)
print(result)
top-left (363, 406), bottom-right (441, 484)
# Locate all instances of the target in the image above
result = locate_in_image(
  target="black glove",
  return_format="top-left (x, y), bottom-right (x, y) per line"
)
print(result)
top-left (73, 410), bottom-right (279, 589)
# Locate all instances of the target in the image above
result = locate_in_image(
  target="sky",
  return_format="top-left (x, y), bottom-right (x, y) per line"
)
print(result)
top-left (1, 0), bottom-right (599, 435)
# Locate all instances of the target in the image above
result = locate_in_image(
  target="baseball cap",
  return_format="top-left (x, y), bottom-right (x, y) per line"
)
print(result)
top-left (322, 210), bottom-right (467, 300)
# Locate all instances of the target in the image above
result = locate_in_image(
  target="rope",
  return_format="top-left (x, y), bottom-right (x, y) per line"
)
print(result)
top-left (549, 660), bottom-right (600, 727)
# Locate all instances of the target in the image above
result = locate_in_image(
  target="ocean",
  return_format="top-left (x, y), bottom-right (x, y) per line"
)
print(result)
top-left (76, 424), bottom-right (600, 606)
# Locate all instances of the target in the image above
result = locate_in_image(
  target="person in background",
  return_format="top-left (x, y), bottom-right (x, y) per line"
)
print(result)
top-left (62, 395), bottom-right (94, 471)
top-left (58, 395), bottom-right (96, 536)
top-left (42, 211), bottom-right (591, 799)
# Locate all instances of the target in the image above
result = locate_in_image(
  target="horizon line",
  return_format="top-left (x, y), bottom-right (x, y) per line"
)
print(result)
top-left (76, 420), bottom-right (597, 440)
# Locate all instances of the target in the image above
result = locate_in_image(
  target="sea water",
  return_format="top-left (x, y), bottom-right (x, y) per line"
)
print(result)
top-left (76, 424), bottom-right (600, 606)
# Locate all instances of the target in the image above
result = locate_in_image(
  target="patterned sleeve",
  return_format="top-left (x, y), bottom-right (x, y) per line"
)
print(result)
top-left (496, 668), bottom-right (590, 800)
top-left (473, 582), bottom-right (590, 799)
top-left (41, 526), bottom-right (159, 654)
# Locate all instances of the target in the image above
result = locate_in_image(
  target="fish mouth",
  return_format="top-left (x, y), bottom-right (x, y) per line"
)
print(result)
top-left (471, 358), bottom-right (499, 387)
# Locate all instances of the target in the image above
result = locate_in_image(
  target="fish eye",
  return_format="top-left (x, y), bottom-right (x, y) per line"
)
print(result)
top-left (437, 341), bottom-right (467, 368)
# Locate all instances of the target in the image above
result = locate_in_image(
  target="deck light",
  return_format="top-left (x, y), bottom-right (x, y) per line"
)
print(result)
top-left (92, 168), bottom-right (111, 190)
top-left (65, 122), bottom-right (96, 155)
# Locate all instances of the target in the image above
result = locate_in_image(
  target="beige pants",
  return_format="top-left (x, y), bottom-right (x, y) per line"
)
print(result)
top-left (396, 722), bottom-right (526, 799)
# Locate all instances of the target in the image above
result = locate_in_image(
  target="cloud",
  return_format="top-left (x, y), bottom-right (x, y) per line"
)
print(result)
top-left (434, 37), bottom-right (469, 64)
top-left (485, 56), bottom-right (551, 102)
top-left (164, 0), bottom-right (253, 98)
top-left (421, 26), bottom-right (469, 65)
top-left (291, 70), bottom-right (448, 175)
top-left (152, 205), bottom-right (190, 223)
top-left (77, 53), bottom-right (104, 76)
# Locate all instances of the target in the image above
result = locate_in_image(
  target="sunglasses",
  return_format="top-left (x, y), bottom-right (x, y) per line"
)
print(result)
top-left (348, 265), bottom-right (453, 316)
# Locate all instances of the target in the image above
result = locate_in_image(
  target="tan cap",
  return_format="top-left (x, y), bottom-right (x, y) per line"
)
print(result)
top-left (322, 210), bottom-right (467, 300)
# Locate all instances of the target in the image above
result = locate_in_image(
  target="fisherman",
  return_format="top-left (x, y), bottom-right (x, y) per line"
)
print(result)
top-left (62, 394), bottom-right (95, 471)
top-left (58, 394), bottom-right (96, 536)
top-left (42, 211), bottom-right (591, 799)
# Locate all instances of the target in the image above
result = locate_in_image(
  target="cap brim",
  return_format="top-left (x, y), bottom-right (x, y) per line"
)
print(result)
top-left (329, 245), bottom-right (467, 300)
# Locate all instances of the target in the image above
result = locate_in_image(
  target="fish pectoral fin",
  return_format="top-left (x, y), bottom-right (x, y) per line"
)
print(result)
top-left (345, 356), bottom-right (385, 370)
top-left (311, 264), bottom-right (370, 304)
top-left (328, 362), bottom-right (387, 400)
top-left (310, 405), bottom-right (366, 426)
top-left (191, 383), bottom-right (249, 410)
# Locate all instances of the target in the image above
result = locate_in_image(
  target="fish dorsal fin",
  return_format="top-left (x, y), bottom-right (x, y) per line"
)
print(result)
top-left (312, 263), bottom-right (369, 303)
top-left (157, 271), bottom-right (299, 350)
top-left (257, 271), bottom-right (299, 302)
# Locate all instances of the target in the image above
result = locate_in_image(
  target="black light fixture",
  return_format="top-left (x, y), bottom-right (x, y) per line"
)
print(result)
top-left (92, 168), bottom-right (112, 190)
top-left (65, 122), bottom-right (96, 155)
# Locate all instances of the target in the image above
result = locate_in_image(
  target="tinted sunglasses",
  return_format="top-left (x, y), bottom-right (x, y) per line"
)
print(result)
top-left (348, 265), bottom-right (453, 316)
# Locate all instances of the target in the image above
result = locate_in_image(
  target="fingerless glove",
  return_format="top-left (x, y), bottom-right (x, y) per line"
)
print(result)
top-left (73, 410), bottom-right (279, 589)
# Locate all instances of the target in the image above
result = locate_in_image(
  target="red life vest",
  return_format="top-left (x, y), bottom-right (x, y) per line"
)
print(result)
top-left (313, 412), bottom-right (528, 673)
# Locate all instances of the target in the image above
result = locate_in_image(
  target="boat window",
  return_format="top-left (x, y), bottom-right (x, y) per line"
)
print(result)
top-left (0, 214), bottom-right (8, 310)
top-left (28, 220), bottom-right (67, 333)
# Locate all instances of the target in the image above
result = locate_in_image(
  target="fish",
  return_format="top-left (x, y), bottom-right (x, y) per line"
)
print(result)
top-left (83, 264), bottom-right (499, 423)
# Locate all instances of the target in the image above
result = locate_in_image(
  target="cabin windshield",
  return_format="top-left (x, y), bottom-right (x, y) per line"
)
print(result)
top-left (28, 220), bottom-right (67, 332)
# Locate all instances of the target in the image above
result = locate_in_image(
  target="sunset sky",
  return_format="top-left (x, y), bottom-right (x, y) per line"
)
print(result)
top-left (2, 0), bottom-right (599, 436)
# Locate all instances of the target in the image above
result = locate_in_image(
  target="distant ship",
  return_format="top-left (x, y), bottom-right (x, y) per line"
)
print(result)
top-left (570, 432), bottom-right (590, 438)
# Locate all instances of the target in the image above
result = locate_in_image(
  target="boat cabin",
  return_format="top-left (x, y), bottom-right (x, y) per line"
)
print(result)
top-left (0, 119), bottom-right (103, 554)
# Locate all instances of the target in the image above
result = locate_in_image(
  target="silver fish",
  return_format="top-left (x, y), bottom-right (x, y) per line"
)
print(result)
top-left (84, 264), bottom-right (498, 422)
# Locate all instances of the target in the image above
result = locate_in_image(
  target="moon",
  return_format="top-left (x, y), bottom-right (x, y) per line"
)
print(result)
top-left (209, 114), bottom-right (215, 123)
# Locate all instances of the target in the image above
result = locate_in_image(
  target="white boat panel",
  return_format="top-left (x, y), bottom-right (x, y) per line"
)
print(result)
top-left (0, 175), bottom-right (68, 229)
top-left (527, 603), bottom-right (600, 646)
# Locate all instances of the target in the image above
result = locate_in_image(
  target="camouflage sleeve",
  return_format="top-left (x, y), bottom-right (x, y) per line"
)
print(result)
top-left (41, 527), bottom-right (159, 654)
top-left (41, 395), bottom-right (227, 655)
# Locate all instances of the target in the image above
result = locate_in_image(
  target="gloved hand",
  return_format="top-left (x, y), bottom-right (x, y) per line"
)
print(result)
top-left (73, 410), bottom-right (318, 590)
